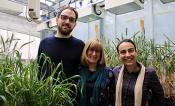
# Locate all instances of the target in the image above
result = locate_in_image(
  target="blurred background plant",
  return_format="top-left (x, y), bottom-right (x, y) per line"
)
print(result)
top-left (0, 34), bottom-right (32, 62)
top-left (103, 37), bottom-right (119, 67)
top-left (0, 33), bottom-right (18, 61)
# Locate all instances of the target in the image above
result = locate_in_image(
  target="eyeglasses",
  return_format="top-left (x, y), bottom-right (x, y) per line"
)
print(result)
top-left (88, 48), bottom-right (101, 53)
top-left (60, 15), bottom-right (76, 23)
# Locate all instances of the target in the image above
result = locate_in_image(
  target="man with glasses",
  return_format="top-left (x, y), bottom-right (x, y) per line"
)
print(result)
top-left (37, 6), bottom-right (85, 81)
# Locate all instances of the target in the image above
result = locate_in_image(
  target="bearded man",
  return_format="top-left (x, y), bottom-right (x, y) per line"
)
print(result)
top-left (37, 6), bottom-right (84, 80)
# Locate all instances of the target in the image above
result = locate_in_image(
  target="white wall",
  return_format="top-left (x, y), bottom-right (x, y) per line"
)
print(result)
top-left (74, 0), bottom-right (175, 46)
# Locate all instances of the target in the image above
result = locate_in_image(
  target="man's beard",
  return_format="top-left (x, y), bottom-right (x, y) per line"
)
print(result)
top-left (58, 24), bottom-right (73, 36)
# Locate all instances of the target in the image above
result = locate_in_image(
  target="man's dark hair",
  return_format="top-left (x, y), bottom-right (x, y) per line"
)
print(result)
top-left (116, 39), bottom-right (137, 53)
top-left (57, 6), bottom-right (78, 21)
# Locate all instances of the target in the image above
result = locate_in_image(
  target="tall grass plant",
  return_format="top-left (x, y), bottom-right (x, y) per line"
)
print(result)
top-left (0, 34), bottom-right (78, 106)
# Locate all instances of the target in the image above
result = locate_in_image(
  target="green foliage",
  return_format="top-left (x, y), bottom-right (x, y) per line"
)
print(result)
top-left (0, 34), bottom-right (33, 61)
top-left (103, 37), bottom-right (119, 67)
top-left (0, 34), bottom-right (19, 54)
top-left (0, 35), bottom-right (78, 106)
top-left (0, 51), bottom-right (78, 106)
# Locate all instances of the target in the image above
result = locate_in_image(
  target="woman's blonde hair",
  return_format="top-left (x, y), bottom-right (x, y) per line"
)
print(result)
top-left (81, 37), bottom-right (106, 66)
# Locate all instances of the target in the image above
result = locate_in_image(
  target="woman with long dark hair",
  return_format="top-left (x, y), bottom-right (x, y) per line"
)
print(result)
top-left (113, 39), bottom-right (165, 106)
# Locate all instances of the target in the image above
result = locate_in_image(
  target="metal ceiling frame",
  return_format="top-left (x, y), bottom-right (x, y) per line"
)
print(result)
top-left (8, 0), bottom-right (55, 11)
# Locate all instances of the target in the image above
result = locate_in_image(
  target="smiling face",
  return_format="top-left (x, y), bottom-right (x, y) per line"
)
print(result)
top-left (56, 9), bottom-right (76, 36)
top-left (118, 42), bottom-right (137, 67)
top-left (81, 38), bottom-right (106, 67)
top-left (86, 43), bottom-right (101, 65)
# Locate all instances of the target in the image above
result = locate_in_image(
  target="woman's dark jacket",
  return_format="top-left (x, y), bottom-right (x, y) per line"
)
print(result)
top-left (112, 66), bottom-right (165, 106)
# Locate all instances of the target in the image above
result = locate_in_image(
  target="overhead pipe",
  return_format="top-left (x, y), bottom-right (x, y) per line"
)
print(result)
top-left (93, 4), bottom-right (102, 15)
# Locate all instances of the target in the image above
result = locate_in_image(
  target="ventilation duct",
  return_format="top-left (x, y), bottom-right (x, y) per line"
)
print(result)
top-left (0, 0), bottom-right (23, 15)
top-left (105, 0), bottom-right (143, 15)
top-left (77, 4), bottom-right (105, 23)
top-left (160, 0), bottom-right (175, 4)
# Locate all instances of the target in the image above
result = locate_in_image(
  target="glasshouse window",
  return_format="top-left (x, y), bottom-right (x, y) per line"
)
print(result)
top-left (0, 29), bottom-right (40, 60)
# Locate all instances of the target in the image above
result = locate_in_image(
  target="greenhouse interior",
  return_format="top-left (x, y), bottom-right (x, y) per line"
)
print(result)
top-left (0, 0), bottom-right (175, 105)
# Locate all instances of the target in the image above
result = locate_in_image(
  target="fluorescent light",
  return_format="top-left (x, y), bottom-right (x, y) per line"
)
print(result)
top-left (50, 0), bottom-right (56, 2)
top-left (46, 1), bottom-right (53, 6)
top-left (40, 0), bottom-right (54, 6)
top-left (40, 0), bottom-right (45, 3)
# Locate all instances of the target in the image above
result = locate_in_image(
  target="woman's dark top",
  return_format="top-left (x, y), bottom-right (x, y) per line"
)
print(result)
top-left (79, 66), bottom-right (115, 106)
